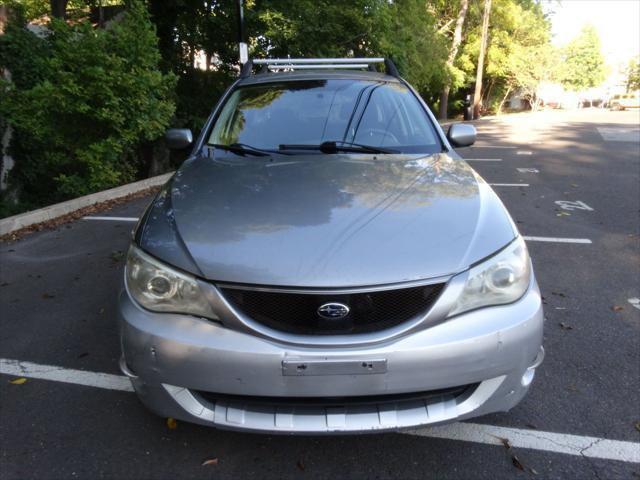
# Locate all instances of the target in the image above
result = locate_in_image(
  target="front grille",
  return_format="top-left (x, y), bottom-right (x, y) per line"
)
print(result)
top-left (220, 282), bottom-right (445, 335)
top-left (195, 384), bottom-right (476, 409)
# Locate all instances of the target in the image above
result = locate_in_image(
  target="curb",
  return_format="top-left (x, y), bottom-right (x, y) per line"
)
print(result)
top-left (438, 111), bottom-right (534, 128)
top-left (0, 172), bottom-right (173, 237)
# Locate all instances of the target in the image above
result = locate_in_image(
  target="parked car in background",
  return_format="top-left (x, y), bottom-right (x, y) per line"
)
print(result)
top-left (118, 58), bottom-right (544, 434)
top-left (609, 92), bottom-right (640, 110)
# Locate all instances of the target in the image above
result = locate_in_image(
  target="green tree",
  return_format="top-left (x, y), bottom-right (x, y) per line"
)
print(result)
top-left (559, 24), bottom-right (606, 91)
top-left (377, 0), bottom-right (448, 100)
top-left (436, 0), bottom-right (470, 119)
top-left (251, 0), bottom-right (387, 58)
top-left (252, 0), bottom-right (447, 103)
top-left (625, 57), bottom-right (640, 91)
top-left (0, 1), bottom-right (176, 209)
top-left (2, 0), bottom-right (50, 20)
top-left (1, 0), bottom-right (116, 21)
top-left (491, 0), bottom-right (554, 111)
top-left (147, 0), bottom-right (238, 131)
top-left (456, 0), bottom-right (555, 114)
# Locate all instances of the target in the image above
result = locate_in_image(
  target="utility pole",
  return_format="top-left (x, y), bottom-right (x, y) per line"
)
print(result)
top-left (236, 0), bottom-right (248, 65)
top-left (473, 0), bottom-right (492, 119)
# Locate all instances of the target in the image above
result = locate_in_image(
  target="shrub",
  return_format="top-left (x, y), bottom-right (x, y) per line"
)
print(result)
top-left (0, 1), bottom-right (176, 212)
top-left (174, 68), bottom-right (233, 134)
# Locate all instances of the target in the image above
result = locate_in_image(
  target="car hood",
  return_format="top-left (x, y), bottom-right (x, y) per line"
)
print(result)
top-left (138, 152), bottom-right (516, 287)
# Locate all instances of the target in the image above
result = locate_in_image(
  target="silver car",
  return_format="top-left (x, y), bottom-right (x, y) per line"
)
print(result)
top-left (119, 58), bottom-right (544, 434)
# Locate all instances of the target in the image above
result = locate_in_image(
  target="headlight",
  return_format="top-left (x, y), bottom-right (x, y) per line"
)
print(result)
top-left (125, 245), bottom-right (217, 319)
top-left (448, 236), bottom-right (531, 317)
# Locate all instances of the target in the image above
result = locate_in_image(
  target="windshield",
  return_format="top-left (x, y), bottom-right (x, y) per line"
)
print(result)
top-left (207, 80), bottom-right (442, 154)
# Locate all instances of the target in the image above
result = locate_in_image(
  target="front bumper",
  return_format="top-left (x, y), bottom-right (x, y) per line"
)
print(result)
top-left (118, 282), bottom-right (544, 434)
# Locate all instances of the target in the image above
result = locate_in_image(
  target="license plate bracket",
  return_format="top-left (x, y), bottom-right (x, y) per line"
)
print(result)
top-left (282, 358), bottom-right (387, 376)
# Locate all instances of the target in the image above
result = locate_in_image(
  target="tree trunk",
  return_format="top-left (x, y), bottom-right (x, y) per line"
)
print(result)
top-left (189, 46), bottom-right (195, 69)
top-left (439, 0), bottom-right (469, 120)
top-left (473, 0), bottom-right (492, 119)
top-left (98, 0), bottom-right (104, 28)
top-left (0, 4), bottom-right (7, 34)
top-left (50, 0), bottom-right (69, 19)
top-left (484, 77), bottom-right (495, 106)
top-left (497, 85), bottom-right (512, 114)
top-left (531, 93), bottom-right (541, 112)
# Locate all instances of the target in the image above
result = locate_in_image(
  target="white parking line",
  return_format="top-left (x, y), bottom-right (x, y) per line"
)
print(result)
top-left (628, 298), bottom-right (640, 310)
top-left (0, 358), bottom-right (133, 392)
top-left (82, 216), bottom-right (139, 222)
top-left (407, 423), bottom-right (640, 463)
top-left (489, 183), bottom-right (530, 187)
top-left (523, 236), bottom-right (592, 244)
top-left (516, 150), bottom-right (533, 155)
top-left (2, 358), bottom-right (638, 463)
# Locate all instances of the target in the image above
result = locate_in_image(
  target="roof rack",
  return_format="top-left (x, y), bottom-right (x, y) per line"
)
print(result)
top-left (240, 58), bottom-right (400, 78)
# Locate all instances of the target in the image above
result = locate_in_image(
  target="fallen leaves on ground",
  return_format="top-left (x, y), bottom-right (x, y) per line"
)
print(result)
top-left (496, 437), bottom-right (511, 449)
top-left (635, 421), bottom-right (640, 432)
top-left (166, 417), bottom-right (177, 430)
top-left (42, 293), bottom-right (56, 299)
top-left (9, 377), bottom-right (27, 385)
top-left (110, 250), bottom-right (125, 263)
top-left (0, 186), bottom-right (161, 243)
top-left (496, 436), bottom-right (538, 475)
top-left (559, 322), bottom-right (573, 330)
top-left (611, 305), bottom-right (624, 312)
top-left (201, 458), bottom-right (218, 466)
top-left (296, 460), bottom-right (305, 471)
top-left (511, 455), bottom-right (525, 471)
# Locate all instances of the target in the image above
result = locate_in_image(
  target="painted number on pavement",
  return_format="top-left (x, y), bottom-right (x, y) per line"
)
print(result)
top-left (555, 200), bottom-right (593, 211)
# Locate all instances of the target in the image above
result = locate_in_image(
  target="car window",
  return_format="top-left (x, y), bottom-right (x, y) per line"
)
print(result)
top-left (208, 79), bottom-right (441, 154)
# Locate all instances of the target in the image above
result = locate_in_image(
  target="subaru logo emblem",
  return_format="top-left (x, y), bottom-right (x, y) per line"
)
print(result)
top-left (317, 302), bottom-right (350, 320)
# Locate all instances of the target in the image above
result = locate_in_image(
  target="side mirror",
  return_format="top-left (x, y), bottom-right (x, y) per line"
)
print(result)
top-left (165, 128), bottom-right (193, 150)
top-left (447, 123), bottom-right (476, 148)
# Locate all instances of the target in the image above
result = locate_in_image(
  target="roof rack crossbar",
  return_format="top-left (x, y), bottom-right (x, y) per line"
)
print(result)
top-left (267, 64), bottom-right (369, 71)
top-left (254, 57), bottom-right (385, 65)
top-left (243, 57), bottom-right (400, 78)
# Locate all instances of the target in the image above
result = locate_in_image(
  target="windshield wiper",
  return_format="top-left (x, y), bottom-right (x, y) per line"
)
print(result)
top-left (208, 143), bottom-right (275, 157)
top-left (279, 141), bottom-right (398, 154)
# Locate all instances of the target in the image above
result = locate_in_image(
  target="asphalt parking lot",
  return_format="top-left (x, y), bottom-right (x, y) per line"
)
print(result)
top-left (1, 108), bottom-right (639, 479)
